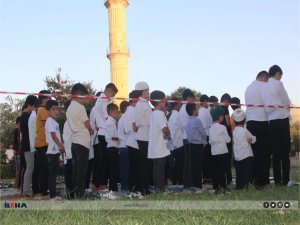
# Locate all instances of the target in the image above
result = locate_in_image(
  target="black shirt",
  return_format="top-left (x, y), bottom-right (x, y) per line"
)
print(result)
top-left (20, 111), bottom-right (31, 152)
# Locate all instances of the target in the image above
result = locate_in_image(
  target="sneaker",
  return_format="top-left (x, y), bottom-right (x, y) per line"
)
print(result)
top-left (132, 191), bottom-right (144, 199)
top-left (101, 191), bottom-right (118, 200)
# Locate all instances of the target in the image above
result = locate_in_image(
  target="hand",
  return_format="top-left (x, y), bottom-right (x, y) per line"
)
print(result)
top-left (247, 138), bottom-right (252, 144)
top-left (133, 123), bottom-right (138, 132)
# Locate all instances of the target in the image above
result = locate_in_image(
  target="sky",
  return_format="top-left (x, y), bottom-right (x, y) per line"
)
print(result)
top-left (1, 0), bottom-right (300, 106)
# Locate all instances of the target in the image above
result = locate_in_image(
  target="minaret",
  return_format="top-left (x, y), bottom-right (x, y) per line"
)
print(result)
top-left (105, 0), bottom-right (129, 104)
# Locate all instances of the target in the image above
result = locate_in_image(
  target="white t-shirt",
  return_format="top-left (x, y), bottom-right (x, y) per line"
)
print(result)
top-left (209, 123), bottom-right (231, 155)
top-left (124, 106), bottom-right (139, 149)
top-left (233, 126), bottom-right (256, 161)
top-left (45, 117), bottom-right (61, 155)
top-left (134, 98), bottom-right (152, 141)
top-left (168, 110), bottom-right (184, 149)
top-left (198, 107), bottom-right (212, 136)
top-left (245, 80), bottom-right (268, 122)
top-left (94, 93), bottom-right (109, 136)
top-left (179, 104), bottom-right (189, 139)
top-left (63, 121), bottom-right (72, 160)
top-left (28, 110), bottom-right (37, 152)
top-left (5, 149), bottom-right (14, 163)
top-left (148, 110), bottom-right (170, 159)
top-left (66, 100), bottom-right (90, 149)
top-left (105, 116), bottom-right (119, 148)
top-left (118, 113), bottom-right (128, 148)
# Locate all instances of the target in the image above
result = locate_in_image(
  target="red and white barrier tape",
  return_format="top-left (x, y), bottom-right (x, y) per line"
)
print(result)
top-left (0, 91), bottom-right (299, 109)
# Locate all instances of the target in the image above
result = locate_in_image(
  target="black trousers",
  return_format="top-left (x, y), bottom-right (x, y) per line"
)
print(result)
top-left (212, 153), bottom-right (227, 190)
top-left (86, 159), bottom-right (94, 189)
top-left (64, 159), bottom-right (72, 196)
top-left (182, 139), bottom-right (193, 188)
top-left (247, 121), bottom-right (271, 186)
top-left (107, 147), bottom-right (120, 192)
top-left (71, 143), bottom-right (89, 199)
top-left (225, 142), bottom-right (233, 185)
top-left (47, 153), bottom-right (60, 198)
top-left (269, 118), bottom-right (291, 185)
top-left (35, 146), bottom-right (49, 195)
top-left (98, 135), bottom-right (108, 186)
top-left (137, 140), bottom-right (152, 194)
top-left (153, 157), bottom-right (167, 193)
top-left (92, 143), bottom-right (101, 187)
top-left (128, 146), bottom-right (140, 192)
top-left (32, 152), bottom-right (39, 194)
top-left (190, 144), bottom-right (204, 188)
top-left (202, 141), bottom-right (213, 179)
top-left (173, 147), bottom-right (184, 185)
top-left (235, 157), bottom-right (253, 189)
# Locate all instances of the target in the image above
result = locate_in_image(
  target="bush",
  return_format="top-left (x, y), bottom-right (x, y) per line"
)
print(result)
top-left (0, 163), bottom-right (14, 179)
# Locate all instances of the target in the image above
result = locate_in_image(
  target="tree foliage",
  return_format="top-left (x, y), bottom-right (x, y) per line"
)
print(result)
top-left (167, 86), bottom-right (201, 101)
top-left (290, 121), bottom-right (300, 154)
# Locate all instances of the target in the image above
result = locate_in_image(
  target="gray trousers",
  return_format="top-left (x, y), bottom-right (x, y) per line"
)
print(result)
top-left (23, 151), bottom-right (35, 195)
top-left (153, 157), bottom-right (167, 193)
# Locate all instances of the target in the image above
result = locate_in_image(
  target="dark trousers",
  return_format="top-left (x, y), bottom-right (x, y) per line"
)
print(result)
top-left (107, 147), bottom-right (120, 192)
top-left (190, 144), bottom-right (204, 188)
top-left (183, 139), bottom-right (193, 188)
top-left (86, 159), bottom-right (94, 189)
top-left (35, 147), bottom-right (48, 195)
top-left (166, 152), bottom-right (175, 184)
top-left (92, 143), bottom-right (101, 187)
top-left (173, 147), bottom-right (184, 185)
top-left (247, 121), bottom-right (271, 186)
top-left (225, 142), bottom-right (233, 185)
top-left (20, 152), bottom-right (26, 193)
top-left (98, 135), bottom-right (108, 186)
top-left (128, 146), bottom-right (140, 192)
top-left (153, 157), bottom-right (167, 193)
top-left (47, 153), bottom-right (60, 198)
top-left (119, 147), bottom-right (130, 191)
top-left (202, 142), bottom-right (213, 179)
top-left (137, 140), bottom-right (152, 194)
top-left (32, 152), bottom-right (39, 194)
top-left (235, 157), bottom-right (253, 189)
top-left (71, 143), bottom-right (89, 199)
top-left (64, 159), bottom-right (72, 196)
top-left (212, 153), bottom-right (227, 190)
top-left (269, 118), bottom-right (291, 185)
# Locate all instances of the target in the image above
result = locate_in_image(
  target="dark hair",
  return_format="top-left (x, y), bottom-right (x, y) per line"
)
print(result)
top-left (200, 94), bottom-right (209, 103)
top-left (269, 65), bottom-right (282, 77)
top-left (107, 103), bottom-right (119, 114)
top-left (231, 97), bottom-right (240, 110)
top-left (170, 97), bottom-right (181, 109)
top-left (38, 90), bottom-right (51, 103)
top-left (96, 91), bottom-right (102, 97)
top-left (234, 119), bottom-right (246, 126)
top-left (24, 95), bottom-right (38, 108)
top-left (209, 95), bottom-right (219, 107)
top-left (186, 103), bottom-right (196, 116)
top-left (46, 99), bottom-right (59, 111)
top-left (129, 90), bottom-right (140, 103)
top-left (150, 90), bottom-right (166, 107)
top-left (105, 83), bottom-right (118, 94)
top-left (71, 83), bottom-right (88, 95)
top-left (256, 70), bottom-right (269, 79)
top-left (120, 100), bottom-right (129, 113)
top-left (221, 93), bottom-right (231, 102)
top-left (16, 116), bottom-right (21, 124)
top-left (182, 89), bottom-right (195, 100)
top-left (135, 90), bottom-right (143, 98)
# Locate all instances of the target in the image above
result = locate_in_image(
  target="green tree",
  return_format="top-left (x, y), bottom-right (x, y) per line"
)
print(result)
top-left (167, 86), bottom-right (201, 101)
top-left (290, 121), bottom-right (300, 155)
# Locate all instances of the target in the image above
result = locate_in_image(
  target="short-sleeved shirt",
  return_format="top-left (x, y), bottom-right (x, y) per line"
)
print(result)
top-left (35, 106), bottom-right (48, 148)
top-left (66, 100), bottom-right (90, 149)
top-left (148, 110), bottom-right (170, 159)
top-left (45, 117), bottom-right (61, 154)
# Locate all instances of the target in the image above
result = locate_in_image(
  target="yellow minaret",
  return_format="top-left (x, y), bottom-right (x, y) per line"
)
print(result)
top-left (105, 0), bottom-right (129, 103)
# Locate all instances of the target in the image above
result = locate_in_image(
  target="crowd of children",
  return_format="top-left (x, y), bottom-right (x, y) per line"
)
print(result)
top-left (10, 64), bottom-right (292, 200)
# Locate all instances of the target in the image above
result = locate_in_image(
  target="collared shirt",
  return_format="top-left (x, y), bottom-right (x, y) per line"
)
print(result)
top-left (94, 93), bottom-right (109, 136)
top-left (148, 110), bottom-right (170, 159)
top-left (124, 106), bottom-right (139, 149)
top-left (28, 111), bottom-right (36, 152)
top-left (263, 78), bottom-right (291, 121)
top-left (198, 107), bottom-right (212, 136)
top-left (105, 116), bottom-right (119, 148)
top-left (35, 106), bottom-right (48, 147)
top-left (118, 113), bottom-right (128, 148)
top-left (89, 107), bottom-right (99, 146)
top-left (245, 80), bottom-right (268, 122)
top-left (209, 123), bottom-right (231, 155)
top-left (134, 98), bottom-right (152, 141)
top-left (233, 127), bottom-right (256, 161)
top-left (186, 116), bottom-right (207, 145)
top-left (168, 110), bottom-right (184, 149)
top-left (45, 117), bottom-right (61, 155)
top-left (179, 104), bottom-right (189, 139)
top-left (66, 100), bottom-right (90, 149)
top-left (63, 121), bottom-right (72, 160)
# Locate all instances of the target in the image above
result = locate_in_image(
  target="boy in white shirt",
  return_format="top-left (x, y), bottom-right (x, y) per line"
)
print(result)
top-left (209, 106), bottom-right (231, 194)
top-left (63, 116), bottom-right (73, 197)
top-left (105, 103), bottom-right (120, 192)
top-left (168, 98), bottom-right (184, 185)
top-left (232, 109), bottom-right (256, 190)
top-left (45, 100), bottom-right (65, 199)
top-left (148, 90), bottom-right (170, 193)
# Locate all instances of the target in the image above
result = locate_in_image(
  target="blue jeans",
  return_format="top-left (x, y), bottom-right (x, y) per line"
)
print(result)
top-left (119, 147), bottom-right (130, 191)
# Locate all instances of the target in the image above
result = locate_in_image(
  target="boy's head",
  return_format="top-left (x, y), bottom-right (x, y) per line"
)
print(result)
top-left (104, 83), bottom-right (118, 98)
top-left (24, 95), bottom-right (38, 111)
top-left (232, 108), bottom-right (246, 126)
top-left (129, 90), bottom-right (140, 105)
top-left (256, 70), bottom-right (269, 82)
top-left (170, 97), bottom-right (181, 111)
top-left (269, 65), bottom-right (282, 80)
top-left (220, 93), bottom-right (231, 104)
top-left (182, 89), bottom-right (195, 101)
top-left (231, 97), bottom-right (241, 111)
top-left (150, 90), bottom-right (166, 109)
top-left (186, 103), bottom-right (198, 116)
top-left (38, 90), bottom-right (51, 106)
top-left (200, 94), bottom-right (209, 108)
top-left (208, 95), bottom-right (219, 108)
top-left (120, 100), bottom-right (129, 114)
top-left (135, 81), bottom-right (150, 99)
top-left (210, 106), bottom-right (225, 122)
top-left (71, 83), bottom-right (88, 104)
top-left (46, 100), bottom-right (59, 119)
top-left (107, 103), bottom-right (119, 119)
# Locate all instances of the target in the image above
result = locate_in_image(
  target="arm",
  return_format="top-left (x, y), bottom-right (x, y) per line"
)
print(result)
top-left (246, 129), bottom-right (256, 144)
top-left (224, 126), bottom-right (231, 143)
top-left (84, 120), bottom-right (94, 135)
top-left (51, 132), bottom-right (65, 153)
